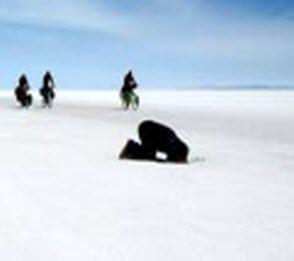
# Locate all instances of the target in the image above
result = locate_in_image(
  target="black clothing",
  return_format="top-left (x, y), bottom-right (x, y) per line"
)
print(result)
top-left (121, 71), bottom-right (137, 93)
top-left (120, 120), bottom-right (189, 163)
top-left (40, 72), bottom-right (55, 107)
top-left (40, 87), bottom-right (55, 106)
top-left (19, 75), bottom-right (29, 89)
top-left (15, 75), bottom-right (32, 107)
top-left (15, 87), bottom-right (33, 107)
top-left (139, 120), bottom-right (189, 162)
top-left (119, 140), bottom-right (155, 160)
top-left (43, 72), bottom-right (55, 89)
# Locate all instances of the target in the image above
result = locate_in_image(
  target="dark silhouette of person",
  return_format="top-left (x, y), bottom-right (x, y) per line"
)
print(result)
top-left (14, 74), bottom-right (33, 107)
top-left (119, 120), bottom-right (189, 163)
top-left (43, 71), bottom-right (55, 89)
top-left (121, 70), bottom-right (137, 93)
top-left (40, 71), bottom-right (55, 107)
top-left (120, 70), bottom-right (139, 109)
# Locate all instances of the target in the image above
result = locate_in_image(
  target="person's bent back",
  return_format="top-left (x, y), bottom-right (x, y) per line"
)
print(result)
top-left (120, 120), bottom-right (189, 163)
top-left (139, 120), bottom-right (189, 163)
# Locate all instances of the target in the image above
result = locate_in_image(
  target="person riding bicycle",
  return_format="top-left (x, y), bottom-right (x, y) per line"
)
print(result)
top-left (15, 74), bottom-right (33, 107)
top-left (40, 71), bottom-right (55, 107)
top-left (120, 70), bottom-right (139, 109)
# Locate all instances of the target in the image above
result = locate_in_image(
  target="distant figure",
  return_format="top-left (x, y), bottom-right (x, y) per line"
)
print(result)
top-left (119, 120), bottom-right (189, 163)
top-left (40, 71), bottom-right (55, 108)
top-left (14, 74), bottom-right (33, 107)
top-left (120, 70), bottom-right (139, 110)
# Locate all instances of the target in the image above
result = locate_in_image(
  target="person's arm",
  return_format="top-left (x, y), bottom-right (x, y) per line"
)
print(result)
top-left (130, 79), bottom-right (138, 88)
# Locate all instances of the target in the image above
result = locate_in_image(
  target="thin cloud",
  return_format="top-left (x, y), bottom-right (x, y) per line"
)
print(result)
top-left (0, 0), bottom-right (134, 36)
top-left (0, 0), bottom-right (293, 64)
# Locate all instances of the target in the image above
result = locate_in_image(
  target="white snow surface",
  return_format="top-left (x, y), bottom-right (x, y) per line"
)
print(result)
top-left (0, 90), bottom-right (294, 261)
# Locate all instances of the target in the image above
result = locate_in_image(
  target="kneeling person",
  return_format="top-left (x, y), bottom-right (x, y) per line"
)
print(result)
top-left (120, 120), bottom-right (189, 163)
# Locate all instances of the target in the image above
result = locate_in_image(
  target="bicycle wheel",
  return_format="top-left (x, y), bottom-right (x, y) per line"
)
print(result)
top-left (131, 94), bottom-right (139, 110)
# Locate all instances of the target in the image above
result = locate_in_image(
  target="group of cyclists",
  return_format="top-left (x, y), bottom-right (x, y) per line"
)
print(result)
top-left (15, 71), bottom-right (55, 108)
top-left (14, 70), bottom-right (139, 110)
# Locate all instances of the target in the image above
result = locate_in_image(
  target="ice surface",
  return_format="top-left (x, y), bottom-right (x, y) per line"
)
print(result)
top-left (0, 90), bottom-right (293, 261)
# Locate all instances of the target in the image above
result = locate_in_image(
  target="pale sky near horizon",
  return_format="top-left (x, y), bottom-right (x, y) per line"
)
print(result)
top-left (0, 0), bottom-right (294, 89)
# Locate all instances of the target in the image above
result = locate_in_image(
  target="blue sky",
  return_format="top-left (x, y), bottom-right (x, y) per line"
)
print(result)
top-left (0, 0), bottom-right (294, 89)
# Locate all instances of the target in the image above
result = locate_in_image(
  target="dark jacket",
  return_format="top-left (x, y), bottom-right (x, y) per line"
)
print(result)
top-left (121, 71), bottom-right (137, 92)
top-left (138, 120), bottom-right (189, 162)
top-left (43, 72), bottom-right (55, 89)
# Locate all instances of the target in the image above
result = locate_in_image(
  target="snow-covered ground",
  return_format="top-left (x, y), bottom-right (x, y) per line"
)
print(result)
top-left (0, 90), bottom-right (294, 261)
